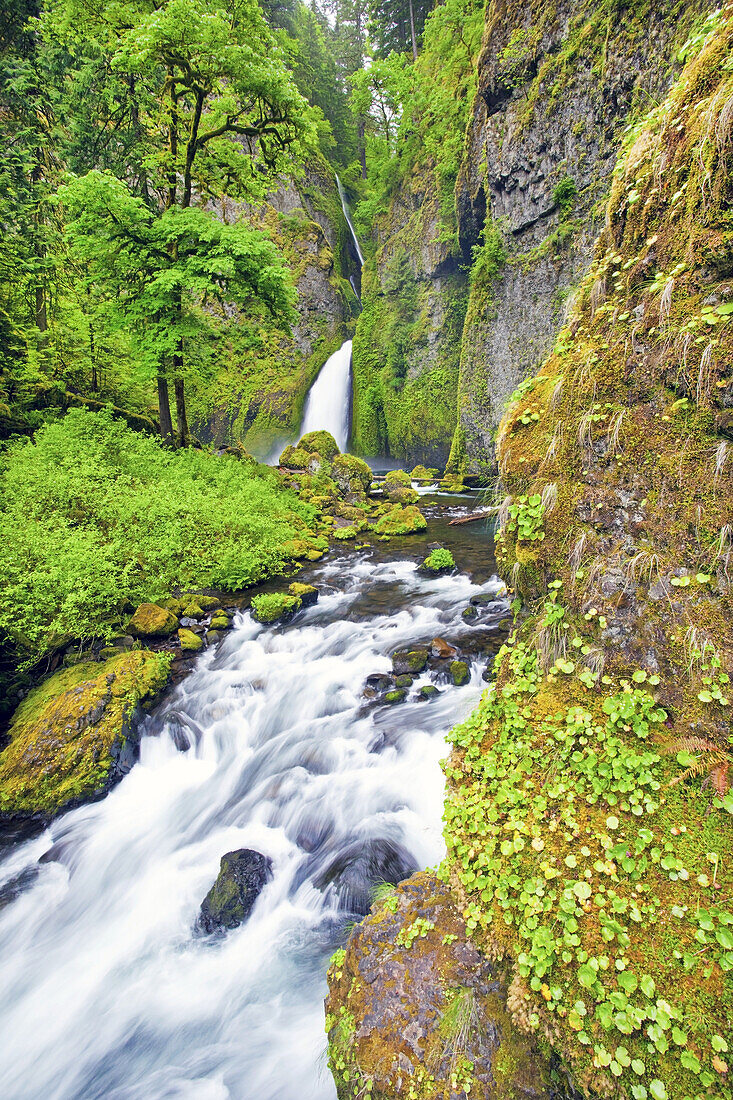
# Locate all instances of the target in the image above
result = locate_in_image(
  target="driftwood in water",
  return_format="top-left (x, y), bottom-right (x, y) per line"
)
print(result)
top-left (447, 508), bottom-right (497, 526)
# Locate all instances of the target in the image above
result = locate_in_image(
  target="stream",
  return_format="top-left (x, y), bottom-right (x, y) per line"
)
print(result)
top-left (0, 495), bottom-right (507, 1100)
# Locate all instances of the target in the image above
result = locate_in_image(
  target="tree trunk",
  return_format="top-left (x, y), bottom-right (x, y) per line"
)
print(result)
top-left (157, 371), bottom-right (174, 444)
top-left (409, 0), bottom-right (418, 61)
top-left (174, 370), bottom-right (189, 448)
top-left (35, 284), bottom-right (47, 336)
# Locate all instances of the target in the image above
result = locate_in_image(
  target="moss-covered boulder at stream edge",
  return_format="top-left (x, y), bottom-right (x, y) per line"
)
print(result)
top-left (127, 603), bottom-right (179, 637)
top-left (0, 650), bottom-right (172, 820)
top-left (420, 547), bottom-right (456, 574)
top-left (251, 592), bottom-right (302, 623)
top-left (177, 628), bottom-right (203, 651)
top-left (326, 15), bottom-right (733, 1100)
top-left (288, 582), bottom-right (318, 606)
top-left (326, 873), bottom-right (568, 1099)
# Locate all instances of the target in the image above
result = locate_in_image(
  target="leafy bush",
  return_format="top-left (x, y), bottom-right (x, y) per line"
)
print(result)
top-left (250, 591), bottom-right (302, 623)
top-left (0, 409), bottom-right (315, 661)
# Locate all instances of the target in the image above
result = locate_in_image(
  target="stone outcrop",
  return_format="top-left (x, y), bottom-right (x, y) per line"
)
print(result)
top-left (451, 0), bottom-right (708, 475)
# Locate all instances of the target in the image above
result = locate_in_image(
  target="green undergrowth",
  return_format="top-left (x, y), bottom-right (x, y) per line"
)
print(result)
top-left (0, 408), bottom-right (317, 664)
top-left (443, 14), bottom-right (733, 1100)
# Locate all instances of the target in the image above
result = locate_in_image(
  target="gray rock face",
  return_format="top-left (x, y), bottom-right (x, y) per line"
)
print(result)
top-left (196, 849), bottom-right (273, 934)
top-left (453, 0), bottom-right (707, 474)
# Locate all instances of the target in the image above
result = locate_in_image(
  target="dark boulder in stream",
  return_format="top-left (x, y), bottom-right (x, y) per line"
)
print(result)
top-left (196, 849), bottom-right (273, 934)
top-left (314, 838), bottom-right (417, 916)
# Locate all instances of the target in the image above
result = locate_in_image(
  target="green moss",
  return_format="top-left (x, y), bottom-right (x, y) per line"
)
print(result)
top-left (422, 547), bottom-right (455, 573)
top-left (250, 592), bottom-right (301, 623)
top-left (298, 430), bottom-right (341, 460)
top-left (0, 650), bottom-right (171, 817)
top-left (127, 603), bottom-right (179, 637)
top-left (288, 582), bottom-right (318, 604)
top-left (177, 628), bottom-right (203, 651)
top-left (331, 453), bottom-right (372, 495)
top-left (373, 504), bottom-right (427, 536)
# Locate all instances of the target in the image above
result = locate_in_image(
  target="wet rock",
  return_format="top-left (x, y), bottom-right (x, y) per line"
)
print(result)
top-left (391, 648), bottom-right (429, 674)
top-left (127, 603), bottom-right (179, 637)
top-left (430, 636), bottom-right (457, 659)
top-left (288, 582), bottom-right (318, 607)
top-left (196, 849), bottom-right (273, 934)
top-left (177, 628), bottom-right (203, 652)
top-left (450, 660), bottom-right (470, 686)
top-left (0, 651), bottom-right (171, 823)
top-left (394, 674), bottom-right (413, 689)
top-left (462, 604), bottom-right (478, 622)
top-left (209, 611), bottom-right (231, 630)
top-left (419, 684), bottom-right (441, 700)
top-left (205, 630), bottom-right (221, 646)
top-left (251, 593), bottom-right (301, 624)
top-left (326, 873), bottom-right (564, 1097)
top-left (384, 689), bottom-right (407, 705)
top-left (314, 838), bottom-right (417, 916)
top-left (365, 673), bottom-right (393, 694)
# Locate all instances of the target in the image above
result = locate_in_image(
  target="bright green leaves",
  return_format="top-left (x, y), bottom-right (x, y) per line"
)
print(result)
top-left (507, 493), bottom-right (545, 541)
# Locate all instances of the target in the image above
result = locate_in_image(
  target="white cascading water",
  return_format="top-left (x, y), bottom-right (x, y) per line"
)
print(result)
top-left (335, 176), bottom-right (364, 268)
top-left (299, 339), bottom-right (353, 452)
top-left (0, 552), bottom-right (506, 1100)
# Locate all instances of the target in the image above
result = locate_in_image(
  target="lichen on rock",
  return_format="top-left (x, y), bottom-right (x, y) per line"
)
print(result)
top-left (0, 650), bottom-right (171, 820)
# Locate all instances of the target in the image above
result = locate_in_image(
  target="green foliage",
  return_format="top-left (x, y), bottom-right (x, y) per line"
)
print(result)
top-left (553, 176), bottom-right (578, 219)
top-left (0, 408), bottom-right (315, 662)
top-left (422, 547), bottom-right (455, 572)
top-left (250, 591), bottom-right (302, 623)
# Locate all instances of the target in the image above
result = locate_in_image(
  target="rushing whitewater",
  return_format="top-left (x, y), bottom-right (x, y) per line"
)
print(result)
top-left (0, 549), bottom-right (505, 1100)
top-left (299, 339), bottom-right (353, 452)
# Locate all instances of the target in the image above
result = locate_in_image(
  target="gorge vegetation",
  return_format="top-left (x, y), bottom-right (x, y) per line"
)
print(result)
top-left (0, 0), bottom-right (731, 1097)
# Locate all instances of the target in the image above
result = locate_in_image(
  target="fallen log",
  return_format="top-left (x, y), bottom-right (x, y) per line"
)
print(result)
top-left (447, 508), bottom-right (497, 526)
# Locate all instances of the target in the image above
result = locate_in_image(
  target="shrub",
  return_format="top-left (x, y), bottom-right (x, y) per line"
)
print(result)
top-left (0, 408), bottom-right (315, 662)
top-left (423, 547), bottom-right (455, 572)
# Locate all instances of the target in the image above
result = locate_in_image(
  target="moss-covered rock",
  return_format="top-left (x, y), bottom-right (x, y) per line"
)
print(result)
top-left (209, 612), bottom-right (230, 631)
top-left (410, 464), bottom-right (439, 481)
top-left (419, 547), bottom-right (455, 574)
top-left (331, 524), bottom-right (358, 540)
top-left (373, 504), bottom-right (427, 536)
top-left (177, 628), bottom-right (203, 652)
top-left (384, 689), bottom-right (407, 705)
top-left (288, 582), bottom-right (318, 607)
top-left (332, 453), bottom-right (372, 496)
top-left (0, 650), bottom-right (171, 820)
top-left (127, 603), bottom-right (179, 637)
top-left (298, 429), bottom-right (340, 460)
top-left (251, 592), bottom-right (302, 624)
top-left (392, 648), bottom-right (429, 674)
top-left (449, 659), bottom-right (469, 686)
top-left (196, 849), bottom-right (273, 934)
top-left (325, 873), bottom-right (564, 1099)
top-left (279, 444), bottom-right (315, 471)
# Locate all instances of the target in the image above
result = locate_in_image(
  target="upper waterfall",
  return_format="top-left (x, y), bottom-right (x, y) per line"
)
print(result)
top-left (336, 176), bottom-right (364, 268)
top-left (299, 339), bottom-right (353, 452)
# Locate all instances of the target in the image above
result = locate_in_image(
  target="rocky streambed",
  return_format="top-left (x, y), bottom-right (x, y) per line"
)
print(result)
top-left (0, 492), bottom-right (507, 1099)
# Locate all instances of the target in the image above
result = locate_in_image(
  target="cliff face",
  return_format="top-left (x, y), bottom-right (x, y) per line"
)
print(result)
top-left (191, 156), bottom-right (357, 458)
top-left (451, 0), bottom-right (707, 475)
top-left (326, 7), bottom-right (733, 1099)
top-left (351, 164), bottom-right (467, 467)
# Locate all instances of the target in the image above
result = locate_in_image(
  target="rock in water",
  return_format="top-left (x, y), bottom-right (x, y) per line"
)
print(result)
top-left (197, 849), bottom-right (273, 934)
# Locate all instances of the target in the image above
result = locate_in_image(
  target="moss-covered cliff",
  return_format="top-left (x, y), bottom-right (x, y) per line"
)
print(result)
top-left (189, 154), bottom-right (358, 458)
top-left (450, 0), bottom-right (709, 476)
top-left (326, 8), bottom-right (733, 1098)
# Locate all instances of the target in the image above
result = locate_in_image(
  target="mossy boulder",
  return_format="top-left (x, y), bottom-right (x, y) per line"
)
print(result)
top-left (331, 524), bottom-right (358, 540)
top-left (278, 444), bottom-right (314, 471)
top-left (419, 684), bottom-right (441, 700)
top-left (251, 592), bottom-right (302, 624)
top-left (288, 582), bottom-right (318, 607)
top-left (325, 873), bottom-right (561, 1099)
top-left (177, 628), bottom-right (203, 652)
top-left (392, 648), bottom-right (429, 674)
top-left (0, 650), bottom-right (171, 821)
top-left (410, 464), bottom-right (438, 481)
top-left (373, 504), bottom-right (427, 536)
top-left (332, 453), bottom-right (372, 496)
top-left (181, 603), bottom-right (205, 619)
top-left (298, 429), bottom-right (340, 460)
top-left (209, 612), bottom-right (230, 630)
top-left (384, 689), bottom-right (407, 705)
top-left (127, 603), bottom-right (179, 637)
top-left (449, 659), bottom-right (470, 686)
top-left (196, 848), bottom-right (273, 934)
top-left (186, 594), bottom-right (220, 612)
top-left (383, 468), bottom-right (420, 505)
top-left (439, 472), bottom-right (465, 492)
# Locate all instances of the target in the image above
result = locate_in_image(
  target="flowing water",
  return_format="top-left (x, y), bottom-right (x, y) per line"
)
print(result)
top-left (335, 176), bottom-right (364, 268)
top-left (0, 497), bottom-right (506, 1100)
top-left (299, 340), bottom-right (353, 452)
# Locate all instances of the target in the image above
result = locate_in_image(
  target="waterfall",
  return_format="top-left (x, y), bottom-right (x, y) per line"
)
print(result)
top-left (335, 176), bottom-right (364, 268)
top-left (299, 339), bottom-right (352, 452)
top-left (0, 540), bottom-right (507, 1100)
